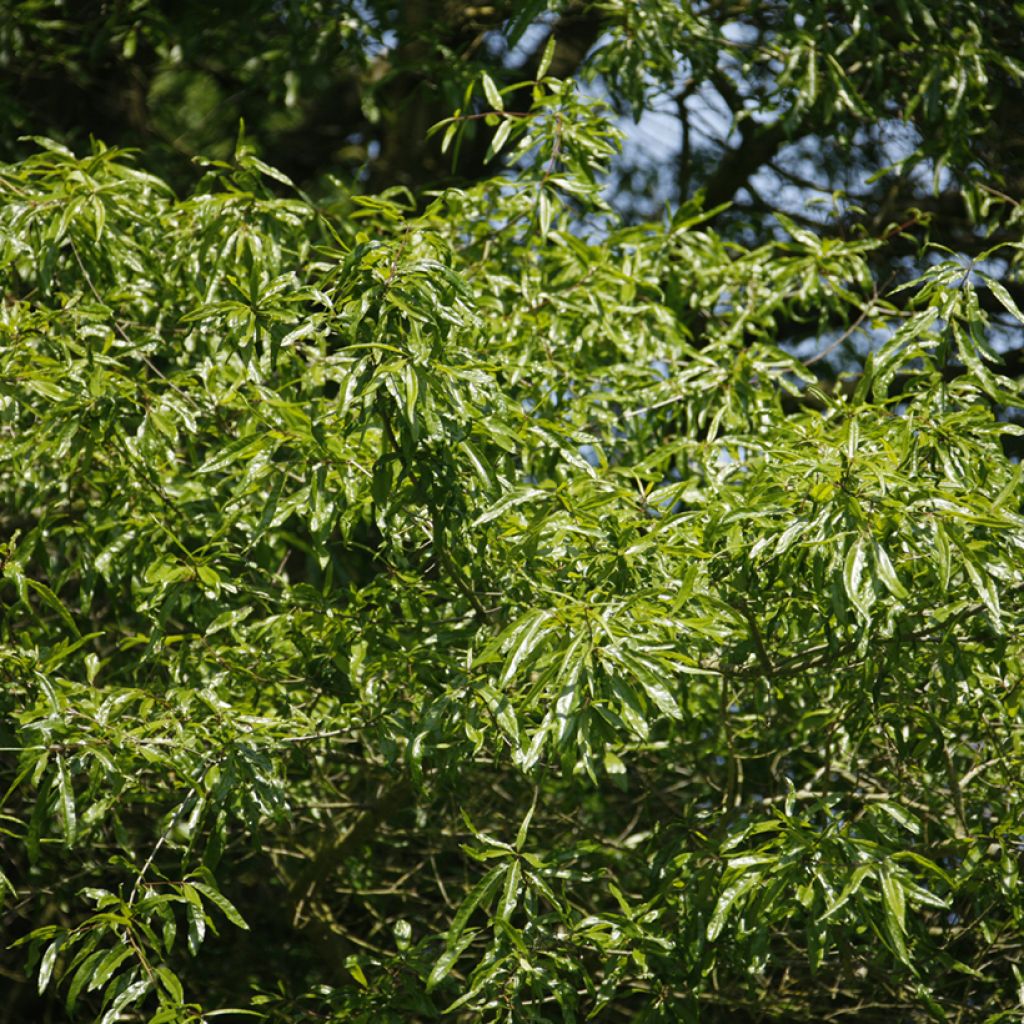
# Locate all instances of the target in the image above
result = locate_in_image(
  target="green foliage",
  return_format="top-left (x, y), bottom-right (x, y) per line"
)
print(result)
top-left (2, 6), bottom-right (1024, 1024)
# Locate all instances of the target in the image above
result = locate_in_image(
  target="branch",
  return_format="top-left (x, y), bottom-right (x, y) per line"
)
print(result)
top-left (700, 69), bottom-right (796, 211)
top-left (288, 778), bottom-right (414, 918)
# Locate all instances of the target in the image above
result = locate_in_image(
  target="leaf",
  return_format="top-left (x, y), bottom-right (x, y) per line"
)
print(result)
top-left (189, 882), bottom-right (249, 930)
top-left (206, 605), bottom-right (253, 635)
top-left (472, 487), bottom-right (546, 526)
top-left (155, 965), bottom-right (184, 1004)
top-left (819, 864), bottom-right (873, 922)
top-left (478, 684), bottom-right (519, 744)
top-left (892, 850), bottom-right (954, 889)
top-left (491, 118), bottom-right (513, 157)
top-left (25, 578), bottom-right (79, 636)
top-left (55, 754), bottom-right (76, 845)
top-left (537, 34), bottom-right (557, 79)
top-left (186, 900), bottom-right (205, 955)
top-left (19, 135), bottom-right (73, 155)
top-left (393, 919), bottom-right (412, 951)
top-left (481, 72), bottom-right (503, 112)
top-left (446, 864), bottom-right (506, 951)
top-left (440, 119), bottom-right (459, 154)
top-left (196, 565), bottom-right (220, 588)
top-left (873, 541), bottom-right (909, 599)
top-left (98, 977), bottom-right (149, 1024)
top-left (371, 455), bottom-right (398, 508)
top-left (934, 523), bottom-right (952, 591)
top-left (615, 649), bottom-right (682, 720)
top-left (0, 863), bottom-right (16, 902)
top-left (346, 958), bottom-right (368, 987)
top-left (499, 609), bottom-right (554, 686)
top-left (459, 439), bottom-right (497, 491)
top-left (846, 418), bottom-right (859, 459)
top-left (497, 859), bottom-right (521, 921)
top-left (706, 872), bottom-right (760, 941)
top-left (515, 718), bottom-right (551, 772)
top-left (981, 274), bottom-right (1024, 326)
top-left (775, 518), bottom-right (808, 556)
top-left (196, 434), bottom-right (266, 474)
top-left (239, 153), bottom-right (296, 189)
top-left (843, 535), bottom-right (872, 617)
top-left (641, 677), bottom-right (682, 719)
top-left (426, 930), bottom-right (475, 993)
top-left (951, 535), bottom-right (1002, 629)
top-left (65, 949), bottom-right (106, 1013)
top-left (876, 802), bottom-right (921, 835)
top-left (402, 361), bottom-right (419, 427)
top-left (88, 945), bottom-right (133, 991)
top-left (879, 863), bottom-right (909, 963)
top-left (515, 792), bottom-right (537, 851)
top-left (38, 939), bottom-right (60, 994)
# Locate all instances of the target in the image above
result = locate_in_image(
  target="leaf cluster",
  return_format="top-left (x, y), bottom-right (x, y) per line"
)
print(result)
top-left (1, 60), bottom-right (1024, 1024)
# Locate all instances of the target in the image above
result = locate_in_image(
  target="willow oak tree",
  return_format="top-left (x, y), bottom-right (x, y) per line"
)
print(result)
top-left (5, 1), bottom-right (1024, 383)
top-left (2, 5), bottom-right (1024, 1024)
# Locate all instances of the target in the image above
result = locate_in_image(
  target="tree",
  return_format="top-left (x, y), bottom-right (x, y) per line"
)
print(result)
top-left (1, 3), bottom-right (1023, 1022)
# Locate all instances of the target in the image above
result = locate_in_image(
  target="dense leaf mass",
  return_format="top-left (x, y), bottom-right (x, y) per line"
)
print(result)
top-left (2, 3), bottom-right (1024, 1023)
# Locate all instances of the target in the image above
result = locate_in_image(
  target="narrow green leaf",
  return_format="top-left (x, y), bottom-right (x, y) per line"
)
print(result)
top-left (934, 523), bottom-right (951, 591)
top-left (25, 578), bottom-right (79, 636)
top-left (441, 120), bottom-right (459, 154)
top-left (88, 945), bottom-right (133, 991)
top-left (206, 605), bottom-right (253, 636)
top-left (879, 863), bottom-right (909, 963)
top-left (499, 610), bottom-right (554, 687)
top-left (876, 802), bottom-right (921, 835)
top-left (491, 118), bottom-right (512, 157)
top-left (515, 791), bottom-right (537, 851)
top-left (240, 153), bottom-right (296, 189)
top-left (873, 541), bottom-right (909, 599)
top-left (98, 977), bottom-right (149, 1024)
top-left (186, 900), bottom-right (205, 955)
top-left (403, 361), bottom-right (419, 427)
top-left (190, 882), bottom-right (250, 930)
top-left (538, 189), bottom-right (552, 238)
top-left (982, 273), bottom-right (1024, 326)
top-left (426, 929), bottom-right (475, 993)
top-left (346, 958), bottom-right (368, 988)
top-left (615, 650), bottom-right (682, 720)
top-left (819, 864), bottom-right (873, 922)
top-left (641, 677), bottom-right (681, 719)
top-left (843, 535), bottom-right (872, 617)
top-left (846, 418), bottom-right (859, 459)
top-left (479, 684), bottom-right (519, 743)
top-left (38, 939), bottom-right (60, 994)
top-left (0, 863), bottom-right (15, 902)
top-left (706, 872), bottom-right (760, 941)
top-left (55, 754), bottom-right (76, 845)
top-left (459, 439), bottom-right (497, 491)
top-left (155, 965), bottom-right (184, 1004)
top-left (516, 717), bottom-right (551, 772)
top-left (537, 34), bottom-right (557, 79)
top-left (498, 859), bottom-right (521, 922)
top-left (65, 949), bottom-right (105, 1013)
top-left (447, 864), bottom-right (506, 950)
top-left (472, 487), bottom-right (546, 526)
top-left (481, 72), bottom-right (503, 112)
top-left (951, 536), bottom-right (1002, 628)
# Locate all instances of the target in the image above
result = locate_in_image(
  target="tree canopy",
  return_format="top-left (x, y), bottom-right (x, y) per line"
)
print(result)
top-left (2, 3), bottom-right (1023, 1022)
